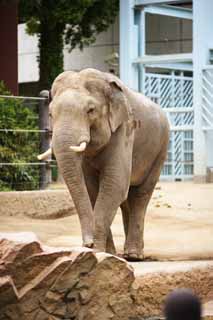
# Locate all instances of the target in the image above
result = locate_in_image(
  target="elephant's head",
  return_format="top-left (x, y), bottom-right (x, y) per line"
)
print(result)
top-left (50, 69), bottom-right (133, 157)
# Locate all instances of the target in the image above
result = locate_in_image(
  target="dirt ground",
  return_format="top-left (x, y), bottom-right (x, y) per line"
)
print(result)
top-left (0, 182), bottom-right (213, 261)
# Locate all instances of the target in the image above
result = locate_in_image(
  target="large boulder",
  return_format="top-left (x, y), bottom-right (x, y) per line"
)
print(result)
top-left (0, 233), bottom-right (213, 320)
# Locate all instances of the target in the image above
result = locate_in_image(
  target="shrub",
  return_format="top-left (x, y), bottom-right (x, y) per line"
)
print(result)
top-left (0, 82), bottom-right (40, 190)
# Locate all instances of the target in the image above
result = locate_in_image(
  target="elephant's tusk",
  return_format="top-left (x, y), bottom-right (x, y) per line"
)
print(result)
top-left (37, 148), bottom-right (52, 160)
top-left (70, 141), bottom-right (87, 152)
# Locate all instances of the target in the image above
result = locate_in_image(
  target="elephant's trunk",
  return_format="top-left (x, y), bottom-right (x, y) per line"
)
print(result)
top-left (52, 128), bottom-right (94, 247)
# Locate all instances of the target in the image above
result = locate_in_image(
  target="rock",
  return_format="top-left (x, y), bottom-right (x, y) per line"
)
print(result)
top-left (0, 276), bottom-right (18, 308)
top-left (0, 190), bottom-right (75, 219)
top-left (0, 233), bottom-right (213, 320)
top-left (0, 233), bottom-right (134, 319)
top-left (0, 232), bottom-right (42, 281)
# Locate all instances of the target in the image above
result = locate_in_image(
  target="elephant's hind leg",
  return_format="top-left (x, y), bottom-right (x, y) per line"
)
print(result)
top-left (123, 147), bottom-right (168, 261)
top-left (121, 201), bottom-right (130, 239)
top-left (123, 187), bottom-right (151, 261)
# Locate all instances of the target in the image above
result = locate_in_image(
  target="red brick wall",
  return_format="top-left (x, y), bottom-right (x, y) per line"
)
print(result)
top-left (0, 2), bottom-right (18, 95)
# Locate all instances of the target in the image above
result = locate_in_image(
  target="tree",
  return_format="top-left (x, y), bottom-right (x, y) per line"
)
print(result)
top-left (19, 0), bottom-right (119, 91)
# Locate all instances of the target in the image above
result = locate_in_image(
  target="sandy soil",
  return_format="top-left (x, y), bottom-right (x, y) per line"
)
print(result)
top-left (0, 182), bottom-right (213, 261)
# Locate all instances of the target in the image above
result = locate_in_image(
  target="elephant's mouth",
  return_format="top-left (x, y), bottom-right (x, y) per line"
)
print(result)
top-left (37, 127), bottom-right (109, 160)
top-left (37, 139), bottom-right (89, 160)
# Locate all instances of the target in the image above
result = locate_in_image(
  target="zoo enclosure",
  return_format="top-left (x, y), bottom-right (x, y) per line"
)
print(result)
top-left (0, 92), bottom-right (54, 190)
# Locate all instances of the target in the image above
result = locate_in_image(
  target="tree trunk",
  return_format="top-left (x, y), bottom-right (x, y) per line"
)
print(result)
top-left (38, 18), bottom-right (65, 91)
top-left (38, 12), bottom-right (65, 189)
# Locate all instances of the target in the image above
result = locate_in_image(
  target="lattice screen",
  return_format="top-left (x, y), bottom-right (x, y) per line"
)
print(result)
top-left (202, 68), bottom-right (213, 130)
top-left (144, 71), bottom-right (194, 180)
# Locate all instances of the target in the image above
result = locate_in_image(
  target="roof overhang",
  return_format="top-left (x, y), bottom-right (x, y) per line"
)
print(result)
top-left (135, 0), bottom-right (192, 6)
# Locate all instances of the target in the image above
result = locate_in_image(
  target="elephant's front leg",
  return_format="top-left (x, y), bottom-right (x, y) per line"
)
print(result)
top-left (89, 199), bottom-right (117, 254)
top-left (86, 169), bottom-right (119, 252)
top-left (93, 130), bottom-right (133, 252)
top-left (83, 160), bottom-right (116, 254)
top-left (93, 181), bottom-right (126, 252)
top-left (93, 178), bottom-right (130, 253)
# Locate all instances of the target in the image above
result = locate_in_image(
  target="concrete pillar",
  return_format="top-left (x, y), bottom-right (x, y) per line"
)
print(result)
top-left (119, 0), bottom-right (139, 90)
top-left (193, 0), bottom-right (213, 182)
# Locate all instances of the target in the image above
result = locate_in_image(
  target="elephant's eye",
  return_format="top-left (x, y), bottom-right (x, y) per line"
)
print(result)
top-left (87, 106), bottom-right (95, 115)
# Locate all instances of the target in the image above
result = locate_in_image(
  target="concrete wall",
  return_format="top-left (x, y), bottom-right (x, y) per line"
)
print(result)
top-left (18, 13), bottom-right (192, 86)
top-left (18, 24), bottom-right (39, 84)
top-left (18, 18), bottom-right (119, 85)
top-left (64, 17), bottom-right (119, 73)
top-left (146, 14), bottom-right (192, 55)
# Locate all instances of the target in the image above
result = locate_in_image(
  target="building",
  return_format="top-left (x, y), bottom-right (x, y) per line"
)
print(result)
top-left (119, 0), bottom-right (213, 182)
top-left (17, 0), bottom-right (213, 182)
top-left (0, 1), bottom-right (18, 94)
top-left (18, 18), bottom-right (119, 95)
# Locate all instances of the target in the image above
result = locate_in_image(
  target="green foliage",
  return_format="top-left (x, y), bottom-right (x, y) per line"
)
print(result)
top-left (19, 0), bottom-right (119, 48)
top-left (19, 0), bottom-right (119, 90)
top-left (0, 82), bottom-right (40, 190)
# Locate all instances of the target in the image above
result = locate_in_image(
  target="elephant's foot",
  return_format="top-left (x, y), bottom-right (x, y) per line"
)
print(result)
top-left (84, 242), bottom-right (94, 249)
top-left (93, 236), bottom-right (116, 255)
top-left (123, 248), bottom-right (144, 261)
top-left (93, 243), bottom-right (116, 255)
top-left (106, 232), bottom-right (116, 255)
top-left (83, 235), bottom-right (94, 249)
top-left (123, 252), bottom-right (144, 261)
top-left (93, 243), bottom-right (105, 252)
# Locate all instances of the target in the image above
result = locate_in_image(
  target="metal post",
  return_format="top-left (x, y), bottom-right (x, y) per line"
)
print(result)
top-left (39, 90), bottom-right (51, 189)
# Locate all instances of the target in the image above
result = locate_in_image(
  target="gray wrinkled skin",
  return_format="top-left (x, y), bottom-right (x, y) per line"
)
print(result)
top-left (50, 68), bottom-right (170, 261)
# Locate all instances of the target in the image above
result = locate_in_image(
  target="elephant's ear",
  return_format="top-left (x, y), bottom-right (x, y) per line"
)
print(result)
top-left (108, 80), bottom-right (133, 133)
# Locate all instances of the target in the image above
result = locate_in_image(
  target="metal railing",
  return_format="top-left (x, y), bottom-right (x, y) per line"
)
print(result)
top-left (0, 92), bottom-right (56, 191)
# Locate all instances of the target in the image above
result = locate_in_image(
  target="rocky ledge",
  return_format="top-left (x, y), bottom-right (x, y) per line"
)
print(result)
top-left (0, 232), bottom-right (213, 320)
top-left (0, 190), bottom-right (74, 219)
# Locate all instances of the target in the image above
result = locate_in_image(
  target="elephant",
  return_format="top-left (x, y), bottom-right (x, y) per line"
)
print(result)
top-left (38, 68), bottom-right (170, 261)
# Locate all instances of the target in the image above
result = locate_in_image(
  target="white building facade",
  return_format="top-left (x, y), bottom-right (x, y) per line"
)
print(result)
top-left (120, 0), bottom-right (213, 182)
top-left (18, 1), bottom-right (213, 181)
top-left (18, 18), bottom-right (119, 85)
